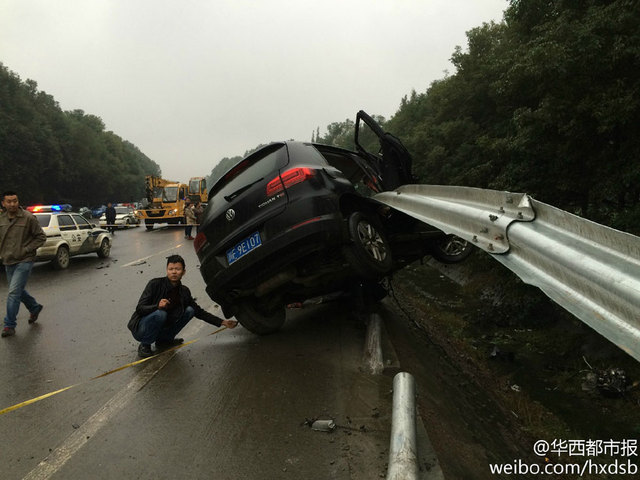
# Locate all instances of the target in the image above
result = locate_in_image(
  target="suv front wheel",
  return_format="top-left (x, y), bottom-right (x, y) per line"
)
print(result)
top-left (431, 234), bottom-right (474, 263)
top-left (97, 238), bottom-right (111, 258)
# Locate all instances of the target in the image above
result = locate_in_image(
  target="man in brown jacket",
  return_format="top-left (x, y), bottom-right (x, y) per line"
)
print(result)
top-left (0, 191), bottom-right (47, 337)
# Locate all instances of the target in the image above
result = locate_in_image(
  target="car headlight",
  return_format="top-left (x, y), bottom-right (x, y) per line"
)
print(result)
top-left (168, 209), bottom-right (178, 215)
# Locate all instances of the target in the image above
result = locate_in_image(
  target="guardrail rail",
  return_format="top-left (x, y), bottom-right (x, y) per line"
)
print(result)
top-left (375, 185), bottom-right (640, 362)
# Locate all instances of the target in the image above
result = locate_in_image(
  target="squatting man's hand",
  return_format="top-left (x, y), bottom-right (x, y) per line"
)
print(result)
top-left (158, 298), bottom-right (236, 328)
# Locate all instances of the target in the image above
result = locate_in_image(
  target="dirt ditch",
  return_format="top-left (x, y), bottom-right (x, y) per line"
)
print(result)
top-left (381, 255), bottom-right (640, 480)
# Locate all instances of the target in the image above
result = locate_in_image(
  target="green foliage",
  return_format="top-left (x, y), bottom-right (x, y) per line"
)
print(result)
top-left (315, 118), bottom-right (357, 150)
top-left (314, 114), bottom-right (388, 154)
top-left (0, 63), bottom-right (161, 207)
top-left (384, 0), bottom-right (640, 235)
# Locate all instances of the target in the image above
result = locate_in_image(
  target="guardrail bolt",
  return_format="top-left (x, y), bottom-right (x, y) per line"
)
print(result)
top-left (488, 243), bottom-right (494, 251)
top-left (499, 207), bottom-right (505, 213)
top-left (517, 212), bottom-right (524, 219)
top-left (489, 214), bottom-right (498, 222)
top-left (473, 235), bottom-right (478, 242)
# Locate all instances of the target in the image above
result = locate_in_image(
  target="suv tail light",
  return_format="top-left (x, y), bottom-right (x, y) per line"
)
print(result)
top-left (194, 232), bottom-right (207, 254)
top-left (266, 168), bottom-right (315, 196)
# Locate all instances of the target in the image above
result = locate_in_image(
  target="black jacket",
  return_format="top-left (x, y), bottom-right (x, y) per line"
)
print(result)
top-left (128, 276), bottom-right (223, 332)
top-left (105, 206), bottom-right (116, 223)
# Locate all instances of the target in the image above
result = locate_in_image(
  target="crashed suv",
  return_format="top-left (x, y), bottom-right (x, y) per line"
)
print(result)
top-left (195, 111), bottom-right (472, 334)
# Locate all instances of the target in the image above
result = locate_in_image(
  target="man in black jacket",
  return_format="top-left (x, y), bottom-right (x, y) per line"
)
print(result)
top-left (105, 202), bottom-right (116, 234)
top-left (128, 254), bottom-right (237, 358)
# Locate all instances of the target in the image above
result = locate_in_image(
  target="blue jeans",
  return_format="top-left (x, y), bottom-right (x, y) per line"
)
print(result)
top-left (4, 262), bottom-right (40, 329)
top-left (132, 306), bottom-right (195, 345)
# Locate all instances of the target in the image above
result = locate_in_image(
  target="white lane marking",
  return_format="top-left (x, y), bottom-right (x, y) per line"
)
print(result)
top-left (22, 321), bottom-right (204, 480)
top-left (121, 244), bottom-right (183, 267)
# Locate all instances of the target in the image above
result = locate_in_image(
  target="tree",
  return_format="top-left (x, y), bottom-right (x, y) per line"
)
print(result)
top-left (0, 62), bottom-right (161, 207)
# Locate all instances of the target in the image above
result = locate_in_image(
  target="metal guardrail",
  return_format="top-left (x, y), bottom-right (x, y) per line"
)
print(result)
top-left (375, 185), bottom-right (640, 363)
top-left (387, 372), bottom-right (419, 480)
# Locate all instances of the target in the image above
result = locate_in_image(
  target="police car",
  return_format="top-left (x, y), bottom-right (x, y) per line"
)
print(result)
top-left (27, 205), bottom-right (112, 269)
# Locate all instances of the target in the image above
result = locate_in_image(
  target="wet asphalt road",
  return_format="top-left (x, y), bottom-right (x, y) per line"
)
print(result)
top-left (0, 224), bottom-right (394, 480)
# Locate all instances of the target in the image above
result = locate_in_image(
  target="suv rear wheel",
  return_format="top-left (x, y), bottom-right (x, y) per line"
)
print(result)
top-left (235, 301), bottom-right (285, 335)
top-left (52, 245), bottom-right (70, 270)
top-left (343, 212), bottom-right (393, 279)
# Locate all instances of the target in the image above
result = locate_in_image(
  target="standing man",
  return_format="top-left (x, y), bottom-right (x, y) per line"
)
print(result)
top-left (128, 254), bottom-right (237, 358)
top-left (184, 197), bottom-right (196, 240)
top-left (0, 191), bottom-right (46, 337)
top-left (193, 201), bottom-right (204, 233)
top-left (105, 202), bottom-right (116, 234)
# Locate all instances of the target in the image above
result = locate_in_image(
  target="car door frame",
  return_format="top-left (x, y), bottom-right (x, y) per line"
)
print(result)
top-left (354, 109), bottom-right (415, 191)
top-left (72, 214), bottom-right (98, 253)
top-left (55, 213), bottom-right (83, 255)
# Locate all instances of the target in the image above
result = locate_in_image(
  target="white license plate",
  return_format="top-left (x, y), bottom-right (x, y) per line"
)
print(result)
top-left (226, 231), bottom-right (262, 265)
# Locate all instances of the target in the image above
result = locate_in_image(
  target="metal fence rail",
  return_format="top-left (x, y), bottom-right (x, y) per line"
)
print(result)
top-left (375, 185), bottom-right (640, 362)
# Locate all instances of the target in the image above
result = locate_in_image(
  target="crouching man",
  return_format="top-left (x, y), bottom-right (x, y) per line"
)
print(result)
top-left (128, 254), bottom-right (237, 358)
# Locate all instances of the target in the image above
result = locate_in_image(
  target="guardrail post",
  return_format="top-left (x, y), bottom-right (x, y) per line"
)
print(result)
top-left (387, 372), bottom-right (418, 480)
top-left (364, 313), bottom-right (384, 375)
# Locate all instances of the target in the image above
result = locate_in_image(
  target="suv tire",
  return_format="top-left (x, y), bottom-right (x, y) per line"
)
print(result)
top-left (52, 245), bottom-right (70, 270)
top-left (343, 212), bottom-right (393, 279)
top-left (97, 238), bottom-right (111, 258)
top-left (431, 234), bottom-right (473, 263)
top-left (236, 301), bottom-right (285, 335)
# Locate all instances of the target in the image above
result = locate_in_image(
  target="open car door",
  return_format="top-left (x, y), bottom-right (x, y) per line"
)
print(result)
top-left (354, 110), bottom-right (416, 191)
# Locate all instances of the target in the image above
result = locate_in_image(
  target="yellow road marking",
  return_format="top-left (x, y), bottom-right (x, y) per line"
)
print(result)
top-left (0, 326), bottom-right (227, 416)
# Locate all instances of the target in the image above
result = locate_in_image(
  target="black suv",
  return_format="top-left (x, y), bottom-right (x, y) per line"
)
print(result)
top-left (195, 111), bottom-right (472, 334)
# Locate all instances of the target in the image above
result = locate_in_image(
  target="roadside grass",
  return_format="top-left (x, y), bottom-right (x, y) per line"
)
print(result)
top-left (392, 257), bottom-right (640, 448)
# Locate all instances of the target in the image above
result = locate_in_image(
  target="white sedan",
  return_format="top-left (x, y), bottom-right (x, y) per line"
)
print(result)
top-left (99, 206), bottom-right (140, 229)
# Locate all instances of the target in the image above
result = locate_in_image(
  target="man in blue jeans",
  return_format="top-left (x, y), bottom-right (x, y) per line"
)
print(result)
top-left (128, 254), bottom-right (237, 358)
top-left (0, 191), bottom-right (47, 337)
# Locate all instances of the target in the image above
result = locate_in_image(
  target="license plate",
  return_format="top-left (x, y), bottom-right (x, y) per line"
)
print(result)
top-left (226, 231), bottom-right (262, 265)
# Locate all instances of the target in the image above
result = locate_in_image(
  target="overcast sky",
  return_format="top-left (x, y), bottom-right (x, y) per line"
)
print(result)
top-left (1, 0), bottom-right (507, 181)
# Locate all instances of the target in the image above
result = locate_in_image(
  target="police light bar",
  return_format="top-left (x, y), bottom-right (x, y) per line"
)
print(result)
top-left (27, 205), bottom-right (62, 213)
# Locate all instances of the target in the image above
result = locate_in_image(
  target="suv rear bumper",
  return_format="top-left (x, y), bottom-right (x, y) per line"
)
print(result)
top-left (199, 211), bottom-right (345, 305)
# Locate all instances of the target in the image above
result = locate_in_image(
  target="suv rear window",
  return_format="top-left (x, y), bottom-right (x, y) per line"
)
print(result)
top-left (36, 215), bottom-right (51, 228)
top-left (210, 144), bottom-right (288, 199)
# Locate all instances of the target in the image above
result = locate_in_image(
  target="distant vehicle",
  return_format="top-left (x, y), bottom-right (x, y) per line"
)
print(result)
top-left (78, 207), bottom-right (92, 219)
top-left (99, 206), bottom-right (140, 229)
top-left (29, 206), bottom-right (112, 269)
top-left (195, 110), bottom-right (473, 334)
top-left (136, 175), bottom-right (207, 230)
top-left (91, 205), bottom-right (107, 218)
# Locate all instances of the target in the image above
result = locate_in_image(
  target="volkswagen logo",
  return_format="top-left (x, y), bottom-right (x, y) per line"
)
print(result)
top-left (225, 209), bottom-right (236, 222)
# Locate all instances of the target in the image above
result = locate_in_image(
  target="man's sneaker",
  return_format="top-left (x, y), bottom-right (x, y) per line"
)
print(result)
top-left (156, 338), bottom-right (184, 349)
top-left (1, 327), bottom-right (15, 338)
top-left (138, 343), bottom-right (154, 358)
top-left (29, 305), bottom-right (44, 324)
